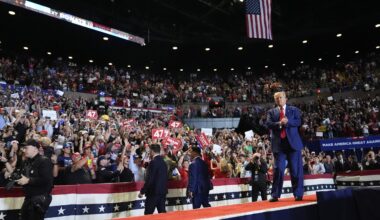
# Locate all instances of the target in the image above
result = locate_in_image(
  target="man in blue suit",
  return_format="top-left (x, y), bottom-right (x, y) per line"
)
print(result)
top-left (138, 144), bottom-right (168, 215)
top-left (266, 91), bottom-right (304, 202)
top-left (188, 146), bottom-right (213, 209)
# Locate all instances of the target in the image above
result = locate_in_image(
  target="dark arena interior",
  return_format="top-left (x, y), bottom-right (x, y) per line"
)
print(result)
top-left (0, 0), bottom-right (380, 220)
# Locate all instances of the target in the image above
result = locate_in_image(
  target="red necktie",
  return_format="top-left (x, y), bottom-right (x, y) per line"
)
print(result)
top-left (280, 107), bottom-right (286, 139)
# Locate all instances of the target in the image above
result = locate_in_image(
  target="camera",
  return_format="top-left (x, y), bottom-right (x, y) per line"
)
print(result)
top-left (5, 171), bottom-right (22, 190)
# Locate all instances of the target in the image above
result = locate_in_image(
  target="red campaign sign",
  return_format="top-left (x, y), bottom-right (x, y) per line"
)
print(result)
top-left (122, 118), bottom-right (135, 127)
top-left (151, 128), bottom-right (170, 140)
top-left (86, 110), bottom-right (98, 119)
top-left (162, 137), bottom-right (182, 152)
top-left (196, 133), bottom-right (211, 148)
top-left (169, 120), bottom-right (183, 128)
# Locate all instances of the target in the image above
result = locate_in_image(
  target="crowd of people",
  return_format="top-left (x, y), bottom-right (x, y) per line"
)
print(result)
top-left (0, 51), bottom-right (379, 108)
top-left (0, 51), bottom-right (379, 189)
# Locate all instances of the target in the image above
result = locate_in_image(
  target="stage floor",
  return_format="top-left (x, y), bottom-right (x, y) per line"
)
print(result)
top-left (113, 195), bottom-right (317, 220)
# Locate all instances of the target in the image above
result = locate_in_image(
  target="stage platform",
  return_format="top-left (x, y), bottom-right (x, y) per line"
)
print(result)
top-left (114, 195), bottom-right (318, 220)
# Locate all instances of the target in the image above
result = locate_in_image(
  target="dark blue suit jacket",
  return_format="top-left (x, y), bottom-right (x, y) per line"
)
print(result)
top-left (140, 155), bottom-right (168, 196)
top-left (188, 157), bottom-right (213, 194)
top-left (266, 105), bottom-right (303, 152)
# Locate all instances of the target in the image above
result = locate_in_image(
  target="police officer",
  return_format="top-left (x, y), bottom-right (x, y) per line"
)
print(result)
top-left (245, 153), bottom-right (268, 202)
top-left (17, 139), bottom-right (54, 220)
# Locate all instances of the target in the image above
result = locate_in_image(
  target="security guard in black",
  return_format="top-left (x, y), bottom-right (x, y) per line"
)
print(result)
top-left (17, 139), bottom-right (53, 220)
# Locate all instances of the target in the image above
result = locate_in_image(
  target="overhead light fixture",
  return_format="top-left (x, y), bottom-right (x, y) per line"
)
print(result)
top-left (268, 44), bottom-right (273, 48)
top-left (239, 0), bottom-right (244, 2)
top-left (23, 46), bottom-right (28, 50)
top-left (265, 65), bottom-right (268, 68)
top-left (375, 24), bottom-right (380, 28)
top-left (230, 68), bottom-right (234, 71)
top-left (197, 68), bottom-right (201, 72)
top-left (163, 67), bottom-right (167, 70)
top-left (282, 63), bottom-right (286, 66)
top-left (336, 33), bottom-right (342, 38)
top-left (318, 58), bottom-right (322, 61)
top-left (127, 65), bottom-right (131, 68)
top-left (47, 52), bottom-right (52, 55)
top-left (376, 46), bottom-right (380, 49)
top-left (336, 54), bottom-right (341, 58)
top-left (247, 67), bottom-right (251, 70)
top-left (300, 61), bottom-right (304, 64)
top-left (68, 56), bottom-right (73, 59)
top-left (8, 11), bottom-right (16, 16)
top-left (172, 46), bottom-right (178, 50)
top-left (205, 47), bottom-right (210, 51)
top-left (302, 40), bottom-right (308, 44)
top-left (180, 68), bottom-right (183, 72)
top-left (213, 68), bottom-right (217, 72)
top-left (89, 59), bottom-right (94, 63)
top-left (355, 50), bottom-right (359, 54)
top-left (238, 47), bottom-right (243, 51)
top-left (145, 66), bottom-right (150, 70)
top-left (108, 62), bottom-right (113, 66)
top-left (103, 36), bottom-right (109, 41)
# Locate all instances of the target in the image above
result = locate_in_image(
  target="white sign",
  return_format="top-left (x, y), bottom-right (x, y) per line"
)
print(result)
top-left (316, 132), bottom-right (324, 137)
top-left (245, 130), bottom-right (254, 140)
top-left (327, 96), bottom-right (333, 101)
top-left (212, 144), bottom-right (222, 155)
top-left (201, 128), bottom-right (213, 137)
top-left (10, 93), bottom-right (20, 99)
top-left (56, 90), bottom-right (64, 96)
top-left (42, 110), bottom-right (58, 120)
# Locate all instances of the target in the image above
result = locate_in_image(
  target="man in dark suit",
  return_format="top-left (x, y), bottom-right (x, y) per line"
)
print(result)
top-left (138, 144), bottom-right (168, 215)
top-left (266, 91), bottom-right (304, 202)
top-left (188, 146), bottom-right (213, 209)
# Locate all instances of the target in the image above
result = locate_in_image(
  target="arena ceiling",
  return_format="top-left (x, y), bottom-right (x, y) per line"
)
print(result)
top-left (0, 0), bottom-right (379, 72)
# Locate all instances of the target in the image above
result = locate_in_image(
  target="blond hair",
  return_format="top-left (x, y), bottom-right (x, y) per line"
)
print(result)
top-left (273, 91), bottom-right (287, 99)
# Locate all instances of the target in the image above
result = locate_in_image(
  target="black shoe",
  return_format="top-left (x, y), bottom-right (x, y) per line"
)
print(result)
top-left (295, 197), bottom-right (303, 201)
top-left (269, 197), bottom-right (279, 202)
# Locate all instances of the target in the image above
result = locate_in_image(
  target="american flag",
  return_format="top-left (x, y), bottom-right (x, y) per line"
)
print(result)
top-left (245, 0), bottom-right (272, 40)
